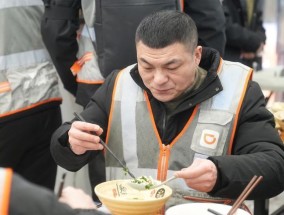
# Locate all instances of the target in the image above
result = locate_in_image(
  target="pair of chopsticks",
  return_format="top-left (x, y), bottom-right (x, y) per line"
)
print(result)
top-left (227, 175), bottom-right (263, 215)
top-left (207, 175), bottom-right (263, 215)
top-left (73, 112), bottom-right (136, 180)
top-left (57, 172), bottom-right (67, 197)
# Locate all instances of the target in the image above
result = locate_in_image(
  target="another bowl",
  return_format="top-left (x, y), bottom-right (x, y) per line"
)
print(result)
top-left (95, 179), bottom-right (172, 215)
top-left (166, 203), bottom-right (250, 215)
top-left (274, 110), bottom-right (284, 130)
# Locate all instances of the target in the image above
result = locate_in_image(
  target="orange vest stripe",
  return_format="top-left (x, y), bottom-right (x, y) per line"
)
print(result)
top-left (0, 98), bottom-right (62, 118)
top-left (227, 68), bottom-right (253, 154)
top-left (180, 0), bottom-right (185, 11)
top-left (0, 168), bottom-right (13, 215)
top-left (217, 58), bottom-right (223, 74)
top-left (71, 52), bottom-right (94, 75)
top-left (76, 79), bottom-right (104, 85)
top-left (0, 82), bottom-right (11, 93)
top-left (144, 92), bottom-right (163, 146)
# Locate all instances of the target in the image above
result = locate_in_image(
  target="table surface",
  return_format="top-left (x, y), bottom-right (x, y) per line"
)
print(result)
top-left (253, 66), bottom-right (284, 92)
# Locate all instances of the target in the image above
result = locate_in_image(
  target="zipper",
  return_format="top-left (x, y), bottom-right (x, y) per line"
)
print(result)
top-left (157, 144), bottom-right (170, 181)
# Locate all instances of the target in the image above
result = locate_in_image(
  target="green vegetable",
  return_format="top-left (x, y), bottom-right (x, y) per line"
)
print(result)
top-left (131, 176), bottom-right (155, 190)
top-left (123, 167), bottom-right (129, 176)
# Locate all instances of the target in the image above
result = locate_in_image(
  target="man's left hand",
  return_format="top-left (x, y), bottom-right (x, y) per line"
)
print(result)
top-left (174, 158), bottom-right (217, 192)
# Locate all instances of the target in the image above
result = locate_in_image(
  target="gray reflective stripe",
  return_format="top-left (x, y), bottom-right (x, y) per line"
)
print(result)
top-left (0, 49), bottom-right (50, 71)
top-left (81, 0), bottom-right (96, 27)
top-left (88, 27), bottom-right (96, 42)
top-left (81, 25), bottom-right (96, 42)
top-left (0, 0), bottom-right (42, 9)
top-left (0, 61), bottom-right (61, 115)
top-left (76, 25), bottom-right (103, 81)
top-left (120, 69), bottom-right (139, 169)
top-left (0, 5), bottom-right (45, 56)
top-left (212, 61), bottom-right (250, 112)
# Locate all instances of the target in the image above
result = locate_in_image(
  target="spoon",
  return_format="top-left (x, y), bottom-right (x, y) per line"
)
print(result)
top-left (151, 175), bottom-right (177, 189)
top-left (128, 175), bottom-right (177, 191)
top-left (73, 112), bottom-right (136, 180)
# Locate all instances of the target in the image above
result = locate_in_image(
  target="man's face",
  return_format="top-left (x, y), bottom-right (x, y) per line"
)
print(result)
top-left (137, 41), bottom-right (202, 102)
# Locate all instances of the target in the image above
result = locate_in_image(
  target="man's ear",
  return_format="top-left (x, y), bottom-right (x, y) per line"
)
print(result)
top-left (194, 46), bottom-right (202, 65)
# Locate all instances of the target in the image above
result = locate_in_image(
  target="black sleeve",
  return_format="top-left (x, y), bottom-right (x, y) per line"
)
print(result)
top-left (50, 71), bottom-right (119, 171)
top-left (10, 173), bottom-right (107, 215)
top-left (41, 0), bottom-right (81, 96)
top-left (184, 0), bottom-right (226, 57)
top-left (208, 82), bottom-right (284, 199)
top-left (222, 0), bottom-right (266, 52)
top-left (50, 122), bottom-right (95, 171)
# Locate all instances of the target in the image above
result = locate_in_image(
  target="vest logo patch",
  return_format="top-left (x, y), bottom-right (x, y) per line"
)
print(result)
top-left (200, 129), bottom-right (219, 149)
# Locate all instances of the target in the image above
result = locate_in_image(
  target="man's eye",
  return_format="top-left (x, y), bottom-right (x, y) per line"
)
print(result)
top-left (144, 67), bottom-right (153, 71)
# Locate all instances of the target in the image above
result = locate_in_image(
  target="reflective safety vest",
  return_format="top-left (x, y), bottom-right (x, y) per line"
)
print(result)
top-left (0, 0), bottom-right (61, 118)
top-left (105, 60), bottom-right (252, 207)
top-left (70, 24), bottom-right (104, 85)
top-left (69, 1), bottom-right (104, 106)
top-left (70, 0), bottom-right (104, 92)
top-left (0, 168), bottom-right (13, 215)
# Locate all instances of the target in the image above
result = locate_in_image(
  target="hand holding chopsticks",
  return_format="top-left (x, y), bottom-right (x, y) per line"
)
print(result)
top-left (227, 175), bottom-right (263, 215)
top-left (73, 112), bottom-right (136, 180)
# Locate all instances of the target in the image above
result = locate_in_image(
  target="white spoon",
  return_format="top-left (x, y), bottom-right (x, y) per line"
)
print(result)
top-left (128, 175), bottom-right (177, 191)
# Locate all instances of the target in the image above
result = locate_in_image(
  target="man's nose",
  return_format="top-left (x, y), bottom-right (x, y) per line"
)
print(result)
top-left (153, 70), bottom-right (168, 85)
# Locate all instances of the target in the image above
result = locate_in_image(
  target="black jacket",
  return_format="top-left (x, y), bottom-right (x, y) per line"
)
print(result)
top-left (9, 170), bottom-right (107, 215)
top-left (51, 47), bottom-right (284, 200)
top-left (222, 0), bottom-right (266, 68)
top-left (184, 0), bottom-right (226, 57)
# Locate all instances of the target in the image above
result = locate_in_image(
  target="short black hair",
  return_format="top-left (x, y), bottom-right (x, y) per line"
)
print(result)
top-left (135, 10), bottom-right (198, 52)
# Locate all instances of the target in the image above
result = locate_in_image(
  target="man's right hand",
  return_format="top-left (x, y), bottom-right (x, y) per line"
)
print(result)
top-left (68, 121), bottom-right (104, 155)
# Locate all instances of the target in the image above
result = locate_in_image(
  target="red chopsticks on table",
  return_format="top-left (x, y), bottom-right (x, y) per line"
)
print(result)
top-left (227, 175), bottom-right (263, 215)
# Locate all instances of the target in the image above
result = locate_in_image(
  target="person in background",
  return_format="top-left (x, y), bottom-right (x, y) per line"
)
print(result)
top-left (0, 168), bottom-right (108, 215)
top-left (222, 0), bottom-right (266, 71)
top-left (0, 0), bottom-right (62, 190)
top-left (184, 0), bottom-right (226, 57)
top-left (50, 10), bottom-right (284, 208)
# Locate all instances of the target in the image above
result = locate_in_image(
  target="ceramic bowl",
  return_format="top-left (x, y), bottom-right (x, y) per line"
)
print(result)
top-left (166, 202), bottom-right (250, 215)
top-left (274, 110), bottom-right (284, 130)
top-left (95, 179), bottom-right (172, 215)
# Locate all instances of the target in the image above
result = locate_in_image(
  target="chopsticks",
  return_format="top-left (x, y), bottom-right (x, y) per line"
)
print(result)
top-left (227, 175), bottom-right (263, 215)
top-left (207, 208), bottom-right (223, 215)
top-left (73, 112), bottom-right (136, 180)
top-left (57, 172), bottom-right (67, 197)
